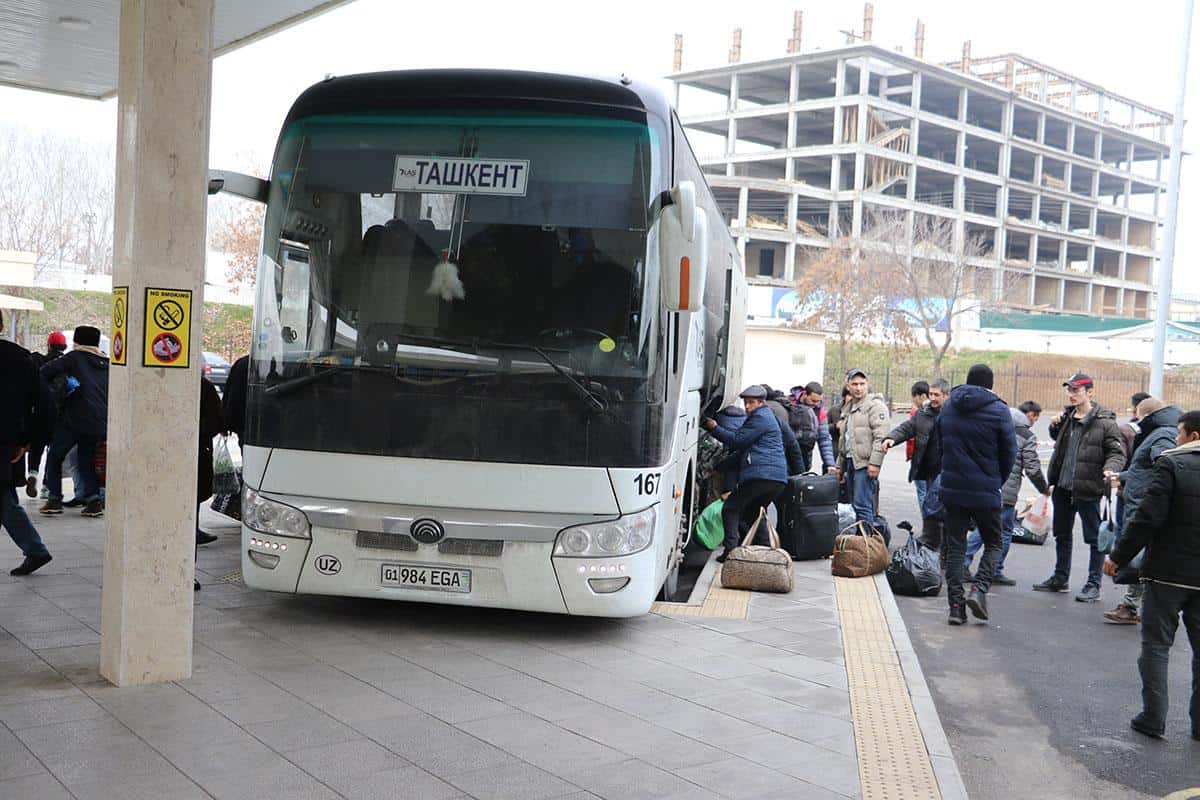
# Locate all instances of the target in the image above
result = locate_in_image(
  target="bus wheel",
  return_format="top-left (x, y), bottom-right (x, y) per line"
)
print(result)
top-left (661, 469), bottom-right (694, 603)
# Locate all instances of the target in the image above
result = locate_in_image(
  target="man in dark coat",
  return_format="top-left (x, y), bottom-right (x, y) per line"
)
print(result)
top-left (39, 325), bottom-right (109, 517)
top-left (882, 378), bottom-right (949, 495)
top-left (0, 311), bottom-right (53, 575)
top-left (1035, 373), bottom-right (1126, 602)
top-left (937, 364), bottom-right (1016, 626)
top-left (222, 354), bottom-right (250, 440)
top-left (1104, 410), bottom-right (1200, 741)
top-left (1102, 398), bottom-right (1182, 625)
top-left (25, 331), bottom-right (68, 498)
top-left (703, 385), bottom-right (789, 562)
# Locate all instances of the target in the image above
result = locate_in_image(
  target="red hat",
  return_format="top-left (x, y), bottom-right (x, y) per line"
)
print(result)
top-left (1063, 372), bottom-right (1094, 389)
top-left (47, 331), bottom-right (67, 347)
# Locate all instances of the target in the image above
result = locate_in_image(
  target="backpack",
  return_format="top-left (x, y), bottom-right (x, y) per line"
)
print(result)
top-left (786, 401), bottom-right (818, 451)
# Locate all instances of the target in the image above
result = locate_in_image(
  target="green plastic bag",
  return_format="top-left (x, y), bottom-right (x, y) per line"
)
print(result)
top-left (695, 499), bottom-right (725, 550)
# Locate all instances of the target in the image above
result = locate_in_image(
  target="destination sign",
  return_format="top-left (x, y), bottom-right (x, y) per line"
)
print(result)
top-left (392, 156), bottom-right (529, 196)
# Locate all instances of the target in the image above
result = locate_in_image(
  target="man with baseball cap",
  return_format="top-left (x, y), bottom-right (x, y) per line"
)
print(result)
top-left (836, 368), bottom-right (891, 534)
top-left (703, 385), bottom-right (790, 562)
top-left (1034, 372), bottom-right (1126, 602)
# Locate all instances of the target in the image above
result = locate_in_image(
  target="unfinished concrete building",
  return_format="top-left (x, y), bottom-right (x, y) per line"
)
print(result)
top-left (669, 15), bottom-right (1173, 318)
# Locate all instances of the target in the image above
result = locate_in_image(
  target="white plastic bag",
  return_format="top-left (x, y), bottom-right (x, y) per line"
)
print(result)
top-left (1022, 494), bottom-right (1052, 538)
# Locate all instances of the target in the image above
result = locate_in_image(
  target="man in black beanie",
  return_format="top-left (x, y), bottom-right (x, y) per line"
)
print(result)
top-left (39, 326), bottom-right (109, 517)
top-left (937, 363), bottom-right (1016, 626)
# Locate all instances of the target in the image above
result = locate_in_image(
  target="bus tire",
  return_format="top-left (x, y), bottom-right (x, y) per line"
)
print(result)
top-left (661, 466), bottom-right (694, 603)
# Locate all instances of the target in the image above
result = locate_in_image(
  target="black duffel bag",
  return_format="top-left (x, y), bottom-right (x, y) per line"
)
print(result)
top-left (886, 530), bottom-right (943, 597)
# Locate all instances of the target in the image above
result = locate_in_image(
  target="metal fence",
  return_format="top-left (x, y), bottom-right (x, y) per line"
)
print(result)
top-left (821, 361), bottom-right (1200, 415)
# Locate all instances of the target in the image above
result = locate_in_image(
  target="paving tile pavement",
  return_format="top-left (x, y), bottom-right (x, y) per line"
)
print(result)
top-left (0, 503), bottom-right (948, 799)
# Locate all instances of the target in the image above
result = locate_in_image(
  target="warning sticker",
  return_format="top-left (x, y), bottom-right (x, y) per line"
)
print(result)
top-left (143, 288), bottom-right (192, 368)
top-left (111, 286), bottom-right (128, 366)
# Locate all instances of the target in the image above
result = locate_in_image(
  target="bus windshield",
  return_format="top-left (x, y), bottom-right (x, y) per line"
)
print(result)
top-left (247, 109), bottom-right (671, 467)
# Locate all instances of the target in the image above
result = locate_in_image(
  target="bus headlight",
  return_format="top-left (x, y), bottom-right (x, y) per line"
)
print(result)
top-left (554, 507), bottom-right (656, 557)
top-left (243, 488), bottom-right (311, 539)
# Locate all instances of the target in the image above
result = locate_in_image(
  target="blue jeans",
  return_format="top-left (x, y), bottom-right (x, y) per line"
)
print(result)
top-left (914, 479), bottom-right (928, 511)
top-left (1, 487), bottom-right (50, 558)
top-left (965, 505), bottom-right (1016, 575)
top-left (1052, 488), bottom-right (1104, 588)
top-left (845, 460), bottom-right (879, 527)
top-left (46, 428), bottom-right (101, 503)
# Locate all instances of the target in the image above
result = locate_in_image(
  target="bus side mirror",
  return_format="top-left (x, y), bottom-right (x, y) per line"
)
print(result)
top-left (660, 181), bottom-right (708, 313)
top-left (208, 170), bottom-right (269, 204)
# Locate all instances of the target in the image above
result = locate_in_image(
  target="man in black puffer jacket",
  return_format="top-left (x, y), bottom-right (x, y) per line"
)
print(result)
top-left (1034, 373), bottom-right (1126, 602)
top-left (1105, 410), bottom-right (1200, 741)
top-left (937, 365), bottom-right (1015, 626)
top-left (39, 326), bottom-right (109, 518)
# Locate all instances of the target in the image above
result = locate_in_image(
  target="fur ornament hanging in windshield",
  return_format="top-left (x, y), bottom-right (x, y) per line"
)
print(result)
top-left (427, 249), bottom-right (466, 301)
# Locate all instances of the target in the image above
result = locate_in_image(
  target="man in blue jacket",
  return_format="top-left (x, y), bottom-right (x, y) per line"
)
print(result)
top-left (703, 385), bottom-right (789, 563)
top-left (938, 364), bottom-right (1016, 626)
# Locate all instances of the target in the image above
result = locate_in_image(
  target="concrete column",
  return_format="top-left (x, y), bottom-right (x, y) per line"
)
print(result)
top-left (101, 0), bottom-right (213, 687)
top-left (852, 61), bottom-right (870, 236)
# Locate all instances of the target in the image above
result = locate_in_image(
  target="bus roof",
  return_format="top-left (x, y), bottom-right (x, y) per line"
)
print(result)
top-left (281, 69), bottom-right (673, 132)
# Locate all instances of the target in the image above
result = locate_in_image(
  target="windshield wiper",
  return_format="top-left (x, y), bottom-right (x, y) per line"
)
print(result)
top-left (264, 363), bottom-right (391, 397)
top-left (389, 332), bottom-right (607, 414)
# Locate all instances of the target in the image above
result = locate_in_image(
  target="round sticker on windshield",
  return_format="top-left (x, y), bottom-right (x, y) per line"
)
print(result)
top-left (598, 338), bottom-right (616, 353)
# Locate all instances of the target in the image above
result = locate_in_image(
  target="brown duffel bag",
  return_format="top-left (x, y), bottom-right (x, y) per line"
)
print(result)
top-left (831, 521), bottom-right (889, 578)
top-left (720, 509), bottom-right (794, 594)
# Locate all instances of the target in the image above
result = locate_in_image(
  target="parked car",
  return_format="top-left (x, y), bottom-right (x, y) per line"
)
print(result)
top-left (203, 351), bottom-right (231, 389)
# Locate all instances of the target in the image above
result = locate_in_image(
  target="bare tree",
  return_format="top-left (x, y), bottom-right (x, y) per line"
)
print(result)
top-left (792, 238), bottom-right (892, 376)
top-left (210, 199), bottom-right (264, 290)
top-left (0, 126), bottom-right (115, 276)
top-left (862, 208), bottom-right (1008, 379)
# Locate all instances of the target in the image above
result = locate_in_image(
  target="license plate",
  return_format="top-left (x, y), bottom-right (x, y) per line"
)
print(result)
top-left (381, 563), bottom-right (471, 593)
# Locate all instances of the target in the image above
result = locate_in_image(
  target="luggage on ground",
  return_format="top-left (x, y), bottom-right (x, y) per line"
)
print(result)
top-left (776, 473), bottom-right (840, 560)
top-left (721, 509), bottom-right (794, 593)
top-left (831, 521), bottom-right (890, 578)
top-left (886, 529), bottom-right (943, 597)
top-left (210, 435), bottom-right (243, 521)
top-left (1013, 494), bottom-right (1050, 545)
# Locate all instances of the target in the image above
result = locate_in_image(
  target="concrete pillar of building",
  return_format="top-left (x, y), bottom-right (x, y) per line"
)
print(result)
top-left (852, 60), bottom-right (870, 236)
top-left (737, 187), bottom-right (749, 228)
top-left (100, 0), bottom-right (214, 687)
top-left (907, 74), bottom-right (922, 204)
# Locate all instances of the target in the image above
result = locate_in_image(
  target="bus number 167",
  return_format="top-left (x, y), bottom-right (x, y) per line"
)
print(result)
top-left (634, 472), bottom-right (661, 496)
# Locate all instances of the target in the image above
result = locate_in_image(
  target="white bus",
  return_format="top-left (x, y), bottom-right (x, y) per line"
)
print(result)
top-left (216, 69), bottom-right (745, 616)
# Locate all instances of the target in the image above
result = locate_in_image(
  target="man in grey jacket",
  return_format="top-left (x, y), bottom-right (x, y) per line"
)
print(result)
top-left (836, 369), bottom-right (891, 534)
top-left (964, 402), bottom-right (1047, 585)
top-left (1102, 398), bottom-right (1182, 625)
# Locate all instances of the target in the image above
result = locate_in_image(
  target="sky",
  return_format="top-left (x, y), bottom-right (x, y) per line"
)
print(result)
top-left (1, 0), bottom-right (1197, 293)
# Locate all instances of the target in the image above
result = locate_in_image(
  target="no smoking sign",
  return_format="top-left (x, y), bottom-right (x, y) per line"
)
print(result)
top-left (142, 287), bottom-right (192, 368)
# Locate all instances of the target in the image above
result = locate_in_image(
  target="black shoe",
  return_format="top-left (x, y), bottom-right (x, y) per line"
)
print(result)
top-left (194, 579), bottom-right (202, 592)
top-left (81, 500), bottom-right (104, 518)
top-left (196, 531), bottom-right (218, 545)
top-left (897, 520), bottom-right (914, 533)
top-left (24, 475), bottom-right (37, 499)
top-left (1033, 577), bottom-right (1069, 592)
top-left (39, 499), bottom-right (63, 515)
top-left (1075, 583), bottom-right (1101, 603)
top-left (966, 587), bottom-right (989, 621)
top-left (715, 551), bottom-right (730, 564)
top-left (63, 497), bottom-right (85, 508)
top-left (10, 554), bottom-right (52, 576)
top-left (1130, 715), bottom-right (1164, 739)
top-left (991, 574), bottom-right (1017, 587)
top-left (948, 604), bottom-right (967, 626)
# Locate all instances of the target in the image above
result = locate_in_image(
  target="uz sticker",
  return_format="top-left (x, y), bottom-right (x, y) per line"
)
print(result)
top-left (314, 555), bottom-right (341, 575)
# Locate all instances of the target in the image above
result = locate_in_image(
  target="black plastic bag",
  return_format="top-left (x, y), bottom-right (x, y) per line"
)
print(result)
top-left (886, 531), bottom-right (943, 597)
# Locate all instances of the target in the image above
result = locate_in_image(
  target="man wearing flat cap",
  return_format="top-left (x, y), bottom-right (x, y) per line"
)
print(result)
top-left (703, 385), bottom-right (789, 562)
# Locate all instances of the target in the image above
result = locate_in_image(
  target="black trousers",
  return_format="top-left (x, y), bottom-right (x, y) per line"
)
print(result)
top-left (1138, 581), bottom-right (1200, 732)
top-left (943, 503), bottom-right (1003, 607)
top-left (721, 479), bottom-right (785, 550)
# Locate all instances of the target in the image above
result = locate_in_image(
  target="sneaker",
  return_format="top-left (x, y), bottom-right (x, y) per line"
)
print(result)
top-left (966, 587), bottom-right (989, 621)
top-left (39, 499), bottom-right (63, 515)
top-left (81, 500), bottom-right (104, 518)
top-left (1130, 714), bottom-right (1165, 739)
top-left (10, 554), bottom-right (52, 576)
top-left (1103, 605), bottom-right (1140, 624)
top-left (24, 475), bottom-right (37, 499)
top-left (63, 497), bottom-right (85, 508)
top-left (196, 531), bottom-right (218, 546)
top-left (1033, 577), bottom-right (1069, 592)
top-left (1075, 584), bottom-right (1101, 603)
top-left (948, 604), bottom-right (967, 626)
top-left (38, 487), bottom-right (49, 500)
top-left (991, 574), bottom-right (1017, 587)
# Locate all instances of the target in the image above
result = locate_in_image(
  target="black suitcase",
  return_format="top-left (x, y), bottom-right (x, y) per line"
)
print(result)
top-left (776, 474), bottom-right (841, 560)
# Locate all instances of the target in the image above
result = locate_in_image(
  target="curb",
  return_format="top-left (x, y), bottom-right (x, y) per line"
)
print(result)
top-left (873, 572), bottom-right (971, 800)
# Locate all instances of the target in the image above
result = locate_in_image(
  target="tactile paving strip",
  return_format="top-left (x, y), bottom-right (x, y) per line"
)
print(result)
top-left (836, 576), bottom-right (942, 800)
top-left (215, 570), bottom-right (243, 584)
top-left (650, 566), bottom-right (751, 619)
